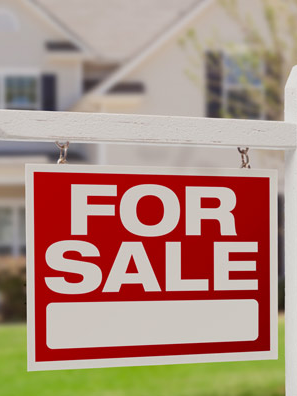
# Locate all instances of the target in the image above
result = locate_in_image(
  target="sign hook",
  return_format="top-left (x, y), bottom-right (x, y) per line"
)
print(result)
top-left (237, 147), bottom-right (251, 169)
top-left (55, 141), bottom-right (69, 164)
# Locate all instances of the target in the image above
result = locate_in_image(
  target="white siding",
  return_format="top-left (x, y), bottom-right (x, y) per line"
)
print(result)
top-left (101, 0), bottom-right (284, 190)
top-left (103, 0), bottom-right (269, 117)
top-left (0, 0), bottom-right (83, 110)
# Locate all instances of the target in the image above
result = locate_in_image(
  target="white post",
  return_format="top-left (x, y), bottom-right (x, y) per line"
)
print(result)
top-left (285, 66), bottom-right (297, 396)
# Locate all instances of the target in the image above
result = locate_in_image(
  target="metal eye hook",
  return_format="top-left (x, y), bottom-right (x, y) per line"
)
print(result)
top-left (55, 141), bottom-right (69, 164)
top-left (237, 147), bottom-right (251, 169)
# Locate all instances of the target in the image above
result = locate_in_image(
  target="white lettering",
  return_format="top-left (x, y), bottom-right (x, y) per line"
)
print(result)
top-left (186, 187), bottom-right (237, 235)
top-left (45, 240), bottom-right (101, 294)
top-left (166, 242), bottom-right (209, 291)
top-left (120, 184), bottom-right (180, 237)
top-left (71, 184), bottom-right (117, 235)
top-left (214, 241), bottom-right (258, 291)
top-left (103, 242), bottom-right (161, 292)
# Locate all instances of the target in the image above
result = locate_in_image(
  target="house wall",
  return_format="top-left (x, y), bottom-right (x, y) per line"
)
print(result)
top-left (0, 0), bottom-right (89, 167)
top-left (47, 59), bottom-right (83, 111)
top-left (103, 0), bottom-right (271, 116)
top-left (0, 0), bottom-right (83, 110)
top-left (0, 0), bottom-right (88, 261)
top-left (101, 0), bottom-right (284, 191)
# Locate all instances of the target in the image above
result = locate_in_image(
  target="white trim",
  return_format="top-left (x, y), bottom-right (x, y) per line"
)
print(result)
top-left (87, 0), bottom-right (214, 97)
top-left (23, 0), bottom-right (92, 57)
top-left (285, 65), bottom-right (297, 396)
top-left (28, 350), bottom-right (278, 372)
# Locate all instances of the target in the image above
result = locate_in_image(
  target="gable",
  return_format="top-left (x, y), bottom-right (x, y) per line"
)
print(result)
top-left (0, 0), bottom-right (88, 66)
top-left (36, 0), bottom-right (200, 62)
top-left (26, 0), bottom-right (90, 53)
top-left (88, 0), bottom-right (214, 96)
top-left (87, 0), bottom-right (273, 99)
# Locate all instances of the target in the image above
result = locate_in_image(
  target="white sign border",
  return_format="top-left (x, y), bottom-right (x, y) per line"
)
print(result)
top-left (26, 164), bottom-right (278, 371)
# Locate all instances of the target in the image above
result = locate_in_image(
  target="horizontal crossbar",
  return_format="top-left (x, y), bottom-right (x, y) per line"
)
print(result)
top-left (0, 110), bottom-right (296, 149)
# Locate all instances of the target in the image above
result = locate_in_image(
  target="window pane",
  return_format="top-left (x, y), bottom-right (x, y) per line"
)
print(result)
top-left (206, 51), bottom-right (223, 118)
top-left (5, 76), bottom-right (38, 110)
top-left (0, 246), bottom-right (12, 255)
top-left (227, 89), bottom-right (261, 119)
top-left (19, 207), bottom-right (26, 255)
top-left (224, 55), bottom-right (262, 87)
top-left (0, 208), bottom-right (13, 255)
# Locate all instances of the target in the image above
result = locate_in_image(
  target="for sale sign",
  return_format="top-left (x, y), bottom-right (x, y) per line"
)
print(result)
top-left (26, 165), bottom-right (278, 371)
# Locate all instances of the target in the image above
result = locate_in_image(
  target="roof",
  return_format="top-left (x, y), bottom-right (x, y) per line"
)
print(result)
top-left (24, 0), bottom-right (92, 55)
top-left (78, 0), bottom-right (213, 101)
top-left (36, 0), bottom-right (201, 63)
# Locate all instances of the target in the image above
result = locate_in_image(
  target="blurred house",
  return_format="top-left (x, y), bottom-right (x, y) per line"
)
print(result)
top-left (0, 0), bottom-right (285, 275)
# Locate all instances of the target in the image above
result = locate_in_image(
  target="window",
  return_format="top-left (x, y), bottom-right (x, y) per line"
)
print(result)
top-left (0, 73), bottom-right (57, 111)
top-left (223, 54), bottom-right (263, 119)
top-left (206, 52), bottom-right (264, 119)
top-left (0, 208), bottom-right (14, 255)
top-left (19, 207), bottom-right (26, 255)
top-left (0, 205), bottom-right (25, 256)
top-left (4, 76), bottom-right (39, 110)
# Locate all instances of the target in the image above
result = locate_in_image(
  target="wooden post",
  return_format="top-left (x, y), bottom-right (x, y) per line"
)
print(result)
top-left (285, 66), bottom-right (297, 396)
top-left (0, 109), bottom-right (295, 148)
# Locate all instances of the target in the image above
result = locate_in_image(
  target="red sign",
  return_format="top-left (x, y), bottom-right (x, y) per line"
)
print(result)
top-left (26, 165), bottom-right (278, 371)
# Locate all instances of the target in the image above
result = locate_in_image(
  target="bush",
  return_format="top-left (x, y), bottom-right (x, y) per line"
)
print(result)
top-left (0, 268), bottom-right (26, 322)
top-left (278, 277), bottom-right (285, 312)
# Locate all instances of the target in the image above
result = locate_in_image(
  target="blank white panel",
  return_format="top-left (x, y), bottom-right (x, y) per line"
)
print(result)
top-left (46, 299), bottom-right (258, 350)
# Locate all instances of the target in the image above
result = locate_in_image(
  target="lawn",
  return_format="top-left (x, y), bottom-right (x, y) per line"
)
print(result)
top-left (0, 317), bottom-right (285, 396)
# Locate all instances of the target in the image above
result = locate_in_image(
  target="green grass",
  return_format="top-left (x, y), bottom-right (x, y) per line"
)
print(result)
top-left (0, 317), bottom-right (285, 396)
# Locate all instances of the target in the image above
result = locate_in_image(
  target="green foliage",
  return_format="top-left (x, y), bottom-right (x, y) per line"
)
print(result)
top-left (0, 269), bottom-right (26, 322)
top-left (278, 278), bottom-right (285, 311)
top-left (0, 318), bottom-right (285, 396)
top-left (179, 0), bottom-right (297, 121)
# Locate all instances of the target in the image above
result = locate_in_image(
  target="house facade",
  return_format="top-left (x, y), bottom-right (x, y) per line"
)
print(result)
top-left (0, 0), bottom-right (286, 274)
top-left (76, 0), bottom-right (284, 174)
top-left (0, 0), bottom-right (92, 271)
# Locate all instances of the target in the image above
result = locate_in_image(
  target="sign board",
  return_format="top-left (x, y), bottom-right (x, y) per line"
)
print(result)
top-left (26, 164), bottom-right (278, 371)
